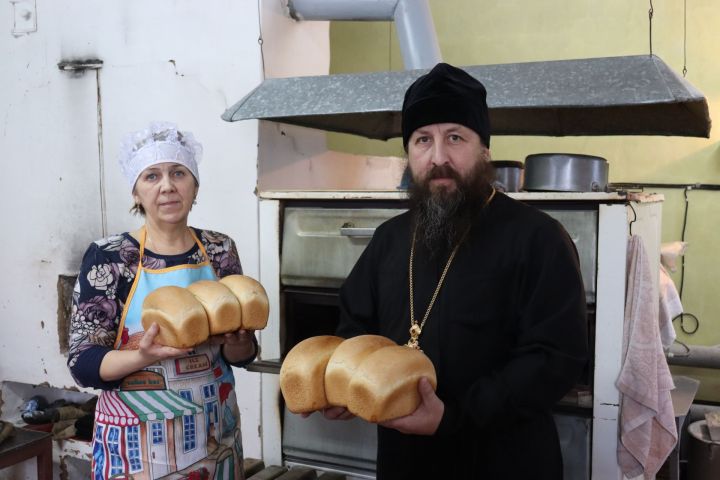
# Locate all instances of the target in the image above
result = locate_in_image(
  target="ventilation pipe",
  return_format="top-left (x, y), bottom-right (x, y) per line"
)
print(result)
top-left (668, 344), bottom-right (720, 370)
top-left (287, 0), bottom-right (442, 69)
top-left (226, 4), bottom-right (711, 138)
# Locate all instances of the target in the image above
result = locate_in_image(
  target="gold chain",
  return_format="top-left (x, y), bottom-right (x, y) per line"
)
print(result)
top-left (406, 187), bottom-right (496, 350)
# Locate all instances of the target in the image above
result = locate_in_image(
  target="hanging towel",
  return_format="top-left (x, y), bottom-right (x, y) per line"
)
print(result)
top-left (658, 264), bottom-right (681, 350)
top-left (617, 235), bottom-right (677, 479)
top-left (660, 241), bottom-right (688, 273)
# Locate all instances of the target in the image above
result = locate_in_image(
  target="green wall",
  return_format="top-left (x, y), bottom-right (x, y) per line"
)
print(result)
top-left (328, 0), bottom-right (720, 401)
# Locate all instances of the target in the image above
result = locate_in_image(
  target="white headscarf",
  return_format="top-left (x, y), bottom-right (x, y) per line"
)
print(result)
top-left (118, 121), bottom-right (203, 191)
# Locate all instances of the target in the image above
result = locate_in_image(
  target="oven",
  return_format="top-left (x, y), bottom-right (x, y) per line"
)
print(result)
top-left (258, 196), bottom-right (598, 479)
top-left (277, 202), bottom-right (405, 478)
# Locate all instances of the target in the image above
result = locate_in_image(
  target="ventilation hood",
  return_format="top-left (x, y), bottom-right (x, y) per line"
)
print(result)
top-left (222, 54), bottom-right (711, 139)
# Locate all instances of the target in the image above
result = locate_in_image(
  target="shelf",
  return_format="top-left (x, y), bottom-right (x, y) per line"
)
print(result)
top-left (246, 359), bottom-right (282, 375)
top-left (259, 189), bottom-right (636, 202)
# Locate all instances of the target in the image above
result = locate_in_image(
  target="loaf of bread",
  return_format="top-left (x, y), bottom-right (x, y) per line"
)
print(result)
top-left (325, 335), bottom-right (397, 407)
top-left (219, 275), bottom-right (269, 330)
top-left (187, 280), bottom-right (242, 335)
top-left (280, 335), bottom-right (344, 413)
top-left (346, 345), bottom-right (437, 423)
top-left (141, 285), bottom-right (209, 348)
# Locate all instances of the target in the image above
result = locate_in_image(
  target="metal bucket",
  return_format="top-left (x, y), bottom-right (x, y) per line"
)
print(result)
top-left (687, 420), bottom-right (720, 480)
top-left (524, 153), bottom-right (608, 192)
top-left (492, 160), bottom-right (524, 192)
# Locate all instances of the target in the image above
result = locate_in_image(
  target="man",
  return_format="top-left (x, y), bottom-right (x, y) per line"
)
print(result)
top-left (327, 63), bottom-right (588, 478)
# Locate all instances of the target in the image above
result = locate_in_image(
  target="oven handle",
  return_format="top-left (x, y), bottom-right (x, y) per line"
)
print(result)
top-left (339, 226), bottom-right (376, 238)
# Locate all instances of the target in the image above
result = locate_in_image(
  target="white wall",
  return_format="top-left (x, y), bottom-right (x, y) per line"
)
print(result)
top-left (254, 2), bottom-right (406, 193)
top-left (0, 0), bottom-right (263, 380)
top-left (258, 121), bottom-right (407, 191)
top-left (0, 1), bottom-right (332, 474)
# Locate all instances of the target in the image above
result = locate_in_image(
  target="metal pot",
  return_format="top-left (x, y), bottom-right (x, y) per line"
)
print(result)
top-left (491, 160), bottom-right (524, 192)
top-left (524, 153), bottom-right (609, 192)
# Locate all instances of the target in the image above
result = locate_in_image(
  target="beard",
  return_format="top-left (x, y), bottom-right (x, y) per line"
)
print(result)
top-left (408, 158), bottom-right (495, 256)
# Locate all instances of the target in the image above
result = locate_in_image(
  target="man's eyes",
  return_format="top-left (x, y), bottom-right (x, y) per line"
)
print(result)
top-left (413, 134), bottom-right (464, 144)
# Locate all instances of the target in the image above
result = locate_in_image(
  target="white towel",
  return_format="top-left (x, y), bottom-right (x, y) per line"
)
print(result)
top-left (617, 236), bottom-right (677, 479)
top-left (658, 264), bottom-right (681, 350)
top-left (660, 241), bottom-right (688, 273)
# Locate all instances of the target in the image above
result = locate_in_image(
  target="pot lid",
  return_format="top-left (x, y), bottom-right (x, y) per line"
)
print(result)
top-left (492, 160), bottom-right (524, 169)
top-left (222, 54), bottom-right (710, 139)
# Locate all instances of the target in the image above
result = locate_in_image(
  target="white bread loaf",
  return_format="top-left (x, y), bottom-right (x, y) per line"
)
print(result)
top-left (187, 280), bottom-right (242, 335)
top-left (219, 275), bottom-right (269, 330)
top-left (280, 335), bottom-right (344, 413)
top-left (325, 335), bottom-right (397, 407)
top-left (346, 345), bottom-right (437, 423)
top-left (141, 285), bottom-right (209, 348)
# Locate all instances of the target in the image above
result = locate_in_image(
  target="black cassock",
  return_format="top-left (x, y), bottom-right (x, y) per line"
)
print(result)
top-left (338, 192), bottom-right (588, 480)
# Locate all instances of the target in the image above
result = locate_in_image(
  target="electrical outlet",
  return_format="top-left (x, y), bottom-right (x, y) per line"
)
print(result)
top-left (10, 0), bottom-right (37, 35)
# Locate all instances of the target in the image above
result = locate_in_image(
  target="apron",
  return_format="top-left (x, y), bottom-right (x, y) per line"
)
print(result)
top-left (92, 228), bottom-right (245, 480)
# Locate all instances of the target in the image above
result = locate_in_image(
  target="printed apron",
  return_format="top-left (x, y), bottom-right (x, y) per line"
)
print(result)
top-left (92, 228), bottom-right (245, 480)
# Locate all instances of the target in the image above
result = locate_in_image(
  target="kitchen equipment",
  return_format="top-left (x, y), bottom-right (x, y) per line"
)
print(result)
top-left (224, 56), bottom-right (711, 139)
top-left (263, 198), bottom-right (604, 479)
top-left (524, 153), bottom-right (609, 192)
top-left (687, 420), bottom-right (720, 480)
top-left (491, 160), bottom-right (524, 192)
top-left (281, 206), bottom-right (406, 288)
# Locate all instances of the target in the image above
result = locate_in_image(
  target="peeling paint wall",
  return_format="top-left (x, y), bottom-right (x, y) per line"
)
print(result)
top-left (0, 0), bottom-right (330, 470)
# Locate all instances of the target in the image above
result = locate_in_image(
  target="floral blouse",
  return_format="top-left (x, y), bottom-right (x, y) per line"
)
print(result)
top-left (67, 228), bottom-right (243, 389)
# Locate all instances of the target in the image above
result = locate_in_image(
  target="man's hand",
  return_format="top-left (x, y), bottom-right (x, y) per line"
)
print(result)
top-left (379, 377), bottom-right (443, 435)
top-left (300, 406), bottom-right (356, 421)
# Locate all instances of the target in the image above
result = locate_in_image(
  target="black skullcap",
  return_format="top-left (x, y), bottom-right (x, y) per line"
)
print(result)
top-left (402, 62), bottom-right (491, 149)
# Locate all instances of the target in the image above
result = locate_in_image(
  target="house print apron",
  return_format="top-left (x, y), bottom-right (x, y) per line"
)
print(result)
top-left (92, 228), bottom-right (245, 480)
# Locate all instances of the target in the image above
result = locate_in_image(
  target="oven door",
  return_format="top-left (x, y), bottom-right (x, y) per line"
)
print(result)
top-left (283, 411), bottom-right (377, 478)
top-left (280, 286), bottom-right (378, 478)
top-left (280, 203), bottom-right (598, 302)
top-left (281, 206), bottom-right (407, 288)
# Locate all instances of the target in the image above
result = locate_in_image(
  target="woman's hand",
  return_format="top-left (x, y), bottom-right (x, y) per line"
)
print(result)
top-left (138, 323), bottom-right (192, 362)
top-left (99, 323), bottom-right (191, 382)
top-left (211, 329), bottom-right (257, 364)
top-left (379, 377), bottom-right (443, 435)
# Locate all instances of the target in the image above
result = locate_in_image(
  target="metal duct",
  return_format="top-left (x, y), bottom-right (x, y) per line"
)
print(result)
top-left (223, 55), bottom-right (711, 138)
top-left (287, 0), bottom-right (441, 69)
top-left (289, 0), bottom-right (399, 20)
top-left (668, 344), bottom-right (720, 370)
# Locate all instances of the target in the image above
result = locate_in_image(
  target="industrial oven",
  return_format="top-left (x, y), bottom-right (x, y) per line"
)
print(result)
top-left (251, 190), bottom-right (662, 479)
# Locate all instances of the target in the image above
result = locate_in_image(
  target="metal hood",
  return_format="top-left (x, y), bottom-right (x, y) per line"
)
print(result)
top-left (222, 54), bottom-right (711, 139)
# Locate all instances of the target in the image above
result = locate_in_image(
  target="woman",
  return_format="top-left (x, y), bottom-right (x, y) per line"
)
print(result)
top-left (67, 121), bottom-right (257, 480)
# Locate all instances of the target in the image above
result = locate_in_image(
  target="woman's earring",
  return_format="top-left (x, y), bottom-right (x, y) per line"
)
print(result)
top-left (192, 198), bottom-right (197, 205)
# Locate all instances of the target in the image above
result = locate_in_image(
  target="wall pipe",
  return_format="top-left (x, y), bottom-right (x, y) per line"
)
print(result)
top-left (668, 343), bottom-right (720, 370)
top-left (287, 0), bottom-right (442, 69)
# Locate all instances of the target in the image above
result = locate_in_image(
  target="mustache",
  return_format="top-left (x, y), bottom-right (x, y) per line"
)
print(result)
top-left (426, 164), bottom-right (461, 182)
top-left (409, 158), bottom-right (496, 255)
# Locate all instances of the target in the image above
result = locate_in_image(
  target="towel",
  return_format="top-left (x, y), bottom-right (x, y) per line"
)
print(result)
top-left (658, 264), bottom-right (681, 350)
top-left (660, 241), bottom-right (688, 273)
top-left (617, 235), bottom-right (677, 479)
